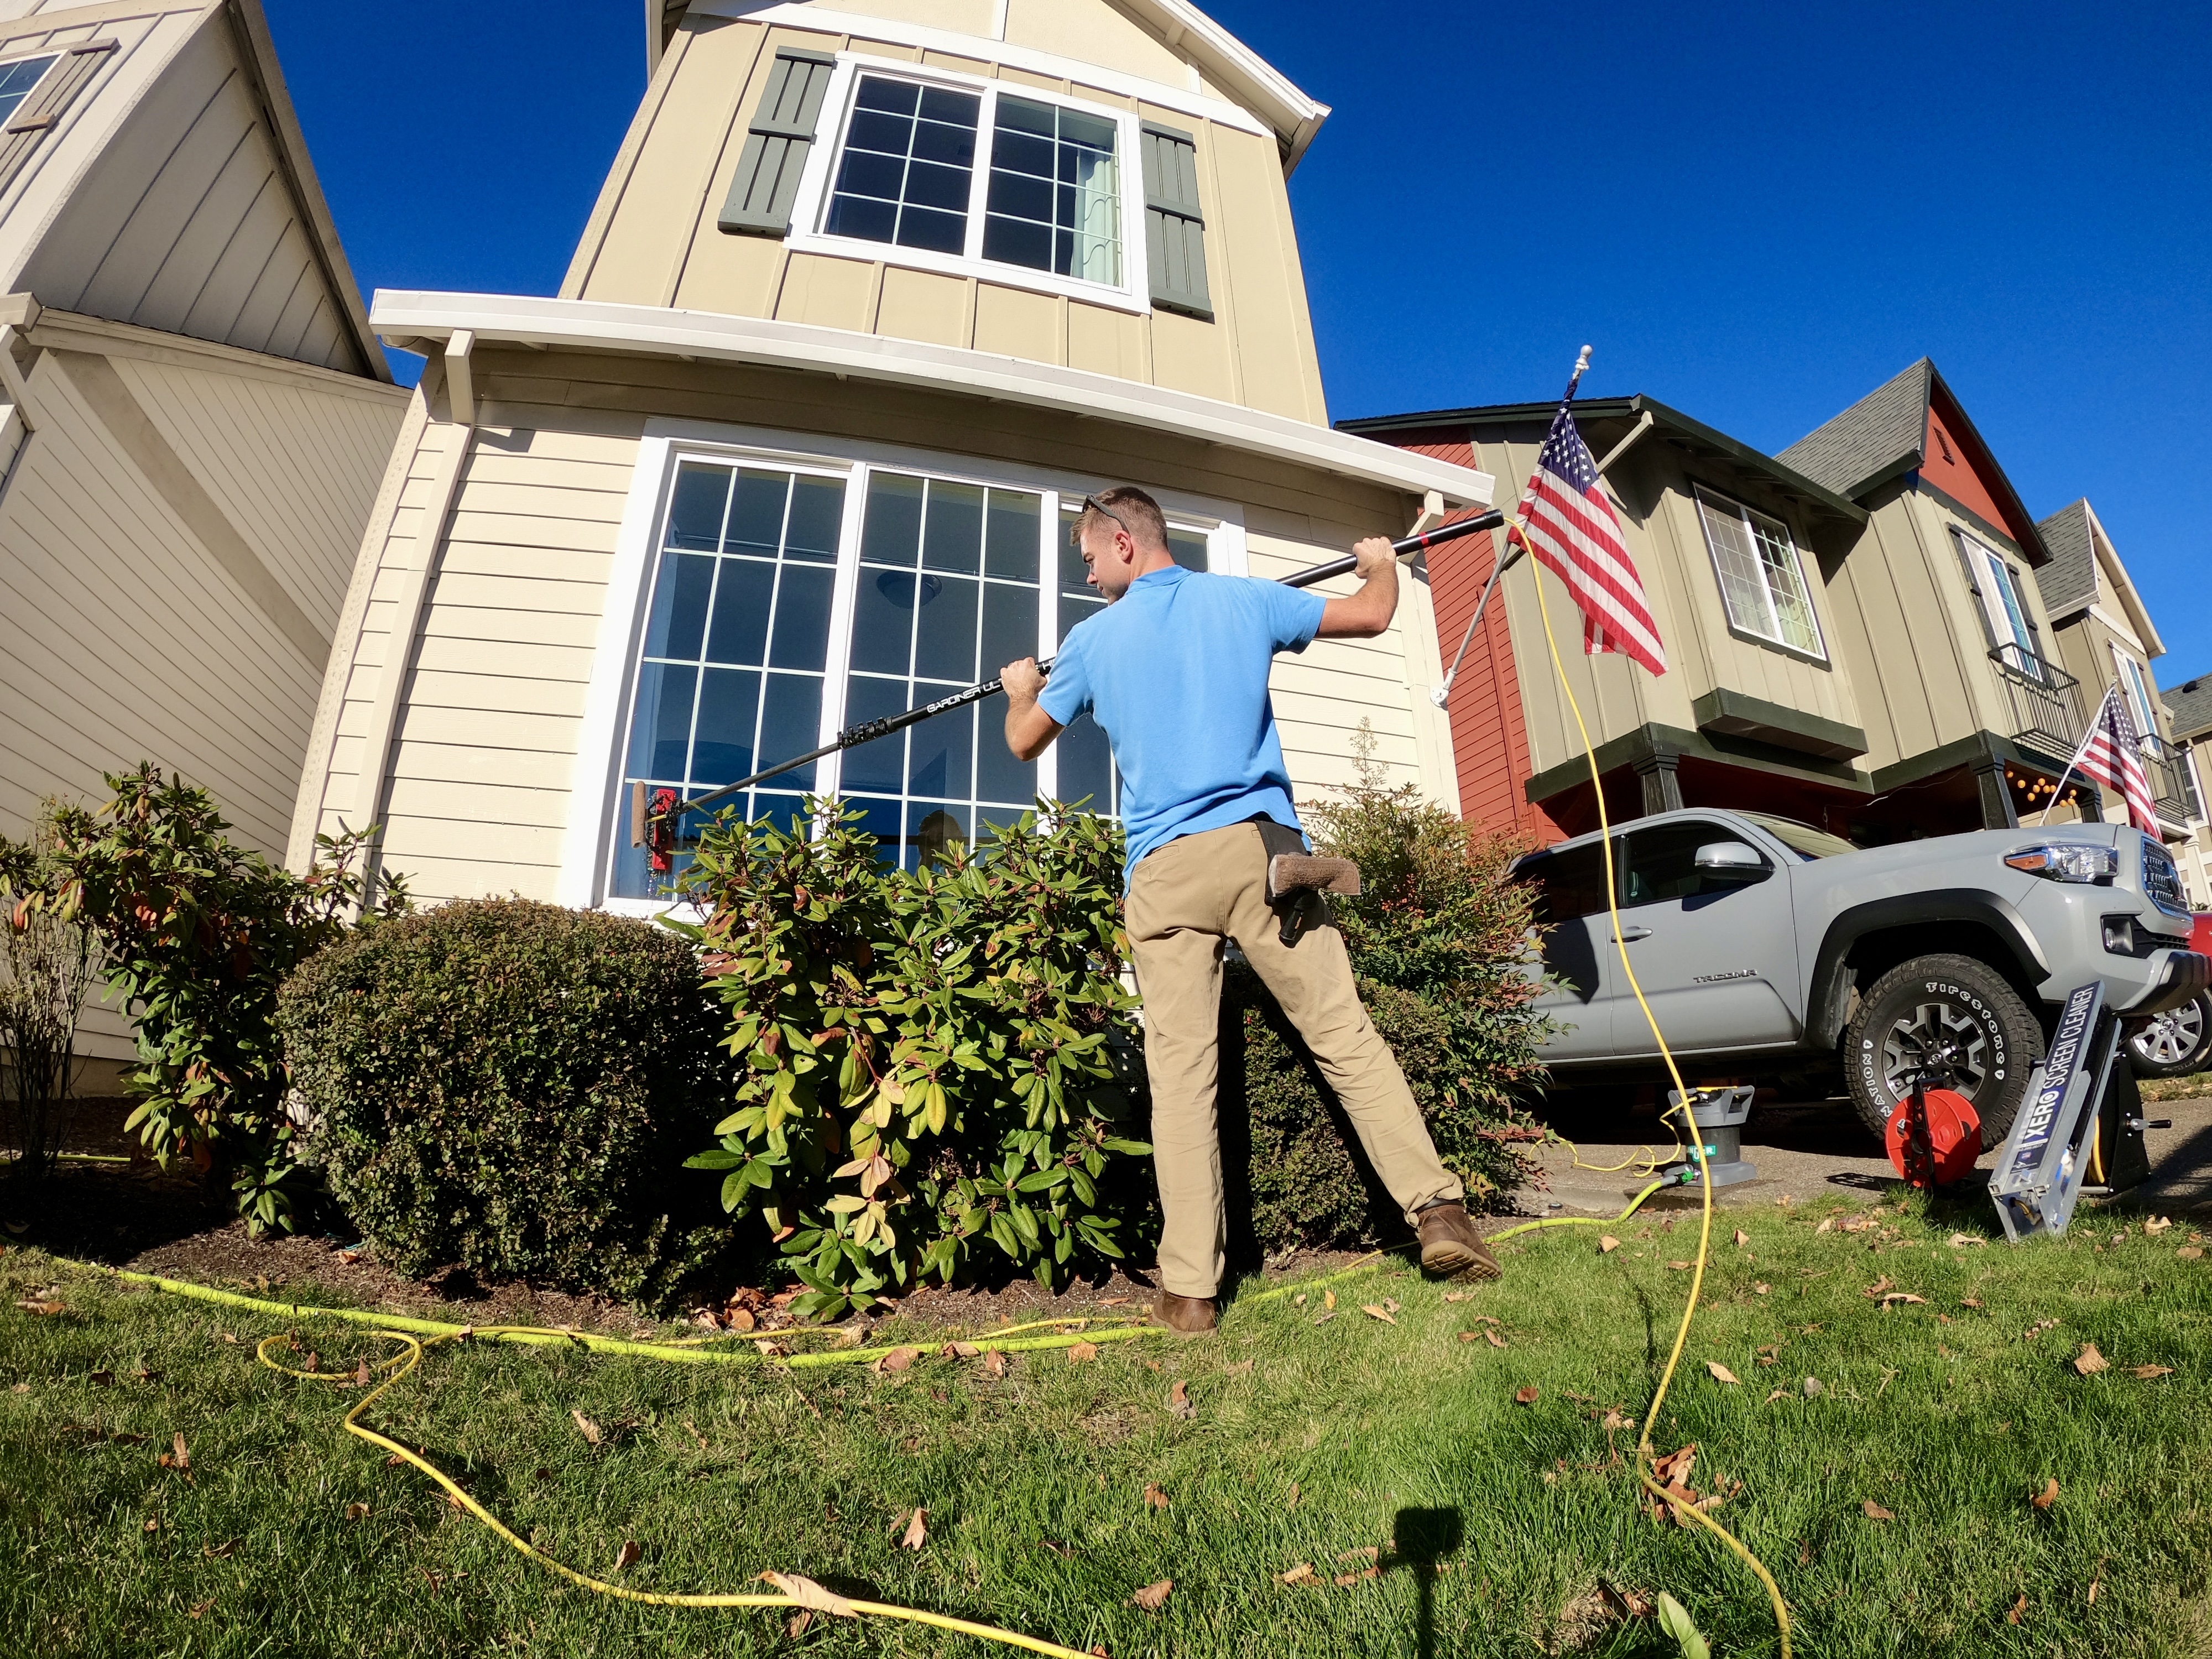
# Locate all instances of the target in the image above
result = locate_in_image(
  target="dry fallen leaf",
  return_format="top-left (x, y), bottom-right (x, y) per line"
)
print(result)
top-left (2031, 1479), bottom-right (2059, 1511)
top-left (203, 1540), bottom-right (236, 1559)
top-left (1753, 1282), bottom-right (1770, 1295)
top-left (171, 1432), bottom-right (190, 1472)
top-left (1144, 1483), bottom-right (1169, 1510)
top-left (1879, 1292), bottom-right (1928, 1307)
top-left (1286, 1481), bottom-right (1300, 1508)
top-left (187, 1598), bottom-right (213, 1619)
top-left (1133, 1579), bottom-right (1172, 1612)
top-left (1803, 1376), bottom-right (1825, 1397)
top-left (1444, 1291), bottom-right (1470, 1302)
top-left (1667, 1260), bottom-right (1692, 1271)
top-left (1733, 1229), bottom-right (1750, 1247)
top-left (612, 1540), bottom-right (640, 1573)
top-left (143, 1517), bottom-right (160, 1533)
top-left (786, 1609), bottom-right (812, 1639)
top-left (353, 1359), bottom-right (371, 1386)
top-left (1600, 1408), bottom-right (1633, 1432)
top-left (1652, 1444), bottom-right (1695, 1483)
top-left (878, 1347), bottom-right (920, 1374)
top-left (1816, 1218), bottom-right (1834, 1234)
top-left (1513, 1385), bottom-right (1540, 1406)
top-left (900, 1508), bottom-right (927, 1551)
top-left (14, 1300), bottom-right (65, 1316)
top-left (1323, 1289), bottom-right (1337, 1311)
top-left (1599, 1235), bottom-right (1620, 1254)
top-left (2074, 1343), bottom-right (2110, 1376)
top-left (572, 1409), bottom-right (603, 1447)
top-left (982, 1350), bottom-right (1008, 1379)
top-left (2177, 1246), bottom-right (2203, 1261)
top-left (1707, 1361), bottom-right (1740, 1385)
top-left (1279, 1560), bottom-right (1317, 1585)
top-left (2008, 1593), bottom-right (2027, 1625)
top-left (1862, 1500), bottom-right (1894, 1521)
top-left (1360, 1304), bottom-right (1397, 1325)
top-left (763, 1572), bottom-right (858, 1618)
top-left (2132, 1364), bottom-right (2175, 1380)
top-left (2145, 1217), bottom-right (2172, 1235)
top-left (1168, 1380), bottom-right (1196, 1421)
top-left (1948, 1233), bottom-right (1985, 1249)
top-left (1068, 1342), bottom-right (1099, 1365)
top-left (1762, 1388), bottom-right (1787, 1404)
top-left (1292, 1293), bottom-right (1307, 1306)
top-left (1311, 1311), bottom-right (1336, 1326)
top-left (344, 1503), bottom-right (369, 1521)
top-left (1484, 1329), bottom-right (1507, 1348)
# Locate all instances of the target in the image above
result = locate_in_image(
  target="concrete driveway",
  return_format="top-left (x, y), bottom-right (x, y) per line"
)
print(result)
top-left (1513, 1089), bottom-right (2212, 1218)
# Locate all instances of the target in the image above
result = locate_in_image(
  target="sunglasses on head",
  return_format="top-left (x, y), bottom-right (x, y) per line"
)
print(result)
top-left (1073, 494), bottom-right (1135, 544)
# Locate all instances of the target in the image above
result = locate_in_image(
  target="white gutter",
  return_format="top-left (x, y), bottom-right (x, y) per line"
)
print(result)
top-left (368, 291), bottom-right (1495, 508)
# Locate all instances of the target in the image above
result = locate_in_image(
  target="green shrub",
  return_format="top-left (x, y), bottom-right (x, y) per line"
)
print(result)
top-left (279, 899), bottom-right (731, 1306)
top-left (49, 764), bottom-right (405, 1232)
top-left (677, 801), bottom-right (1150, 1322)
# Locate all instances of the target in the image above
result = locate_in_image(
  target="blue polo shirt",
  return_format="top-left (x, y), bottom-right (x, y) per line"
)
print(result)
top-left (1037, 564), bottom-right (1326, 880)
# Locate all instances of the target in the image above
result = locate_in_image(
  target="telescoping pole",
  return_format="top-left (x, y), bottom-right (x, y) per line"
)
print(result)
top-left (637, 508), bottom-right (1506, 831)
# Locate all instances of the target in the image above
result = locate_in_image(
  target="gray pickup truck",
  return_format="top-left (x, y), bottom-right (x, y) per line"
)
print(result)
top-left (1510, 809), bottom-right (2211, 1140)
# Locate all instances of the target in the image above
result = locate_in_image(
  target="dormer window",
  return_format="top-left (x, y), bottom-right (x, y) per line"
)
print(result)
top-left (722, 53), bottom-right (1155, 315)
top-left (0, 54), bottom-right (57, 125)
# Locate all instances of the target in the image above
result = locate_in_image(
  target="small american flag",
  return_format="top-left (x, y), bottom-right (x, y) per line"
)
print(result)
top-left (2065, 685), bottom-right (2159, 832)
top-left (1509, 401), bottom-right (1667, 676)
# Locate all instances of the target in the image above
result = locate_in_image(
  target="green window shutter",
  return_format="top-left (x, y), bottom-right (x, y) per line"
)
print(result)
top-left (718, 49), bottom-right (837, 237)
top-left (1140, 122), bottom-right (1212, 321)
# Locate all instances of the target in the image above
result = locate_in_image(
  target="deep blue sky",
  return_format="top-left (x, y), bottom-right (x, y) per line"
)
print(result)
top-left (265, 1), bottom-right (2212, 681)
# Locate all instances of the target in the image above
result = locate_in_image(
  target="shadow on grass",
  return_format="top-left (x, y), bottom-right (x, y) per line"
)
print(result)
top-left (1386, 1505), bottom-right (1463, 1659)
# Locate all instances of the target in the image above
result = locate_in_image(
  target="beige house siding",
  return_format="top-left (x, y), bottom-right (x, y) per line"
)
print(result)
top-left (295, 349), bottom-right (1453, 907)
top-left (2, 3), bottom-right (372, 374)
top-left (563, 3), bottom-right (1327, 422)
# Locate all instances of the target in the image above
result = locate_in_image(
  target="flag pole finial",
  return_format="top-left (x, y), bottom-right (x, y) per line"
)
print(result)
top-left (1565, 345), bottom-right (1592, 403)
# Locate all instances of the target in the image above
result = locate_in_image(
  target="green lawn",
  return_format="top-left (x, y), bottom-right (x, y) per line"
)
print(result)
top-left (6, 1192), bottom-right (2211, 1658)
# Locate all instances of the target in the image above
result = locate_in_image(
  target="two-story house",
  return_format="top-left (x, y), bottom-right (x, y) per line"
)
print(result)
top-left (2159, 672), bottom-right (2212, 907)
top-left (2031, 497), bottom-right (2200, 839)
top-left (1346, 359), bottom-right (2126, 847)
top-left (0, 0), bottom-right (406, 1073)
top-left (288, 0), bottom-right (1495, 909)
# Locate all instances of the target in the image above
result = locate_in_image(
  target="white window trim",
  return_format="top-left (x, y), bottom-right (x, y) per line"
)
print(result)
top-left (1957, 530), bottom-right (2038, 660)
top-left (1691, 483), bottom-right (1827, 662)
top-left (2112, 643), bottom-right (2159, 747)
top-left (782, 53), bottom-right (1154, 317)
top-left (0, 48), bottom-right (58, 113)
top-left (561, 420), bottom-right (1246, 915)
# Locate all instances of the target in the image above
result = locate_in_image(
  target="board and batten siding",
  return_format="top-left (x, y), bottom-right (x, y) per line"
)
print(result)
top-left (300, 359), bottom-right (1462, 907)
top-left (0, 2), bottom-right (371, 374)
top-left (563, 5), bottom-right (1328, 424)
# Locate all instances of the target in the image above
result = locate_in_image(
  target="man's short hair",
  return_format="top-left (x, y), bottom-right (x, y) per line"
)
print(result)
top-left (1076, 484), bottom-right (1168, 552)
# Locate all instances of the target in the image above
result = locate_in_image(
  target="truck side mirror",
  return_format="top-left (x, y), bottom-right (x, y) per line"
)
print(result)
top-left (1693, 841), bottom-right (1769, 883)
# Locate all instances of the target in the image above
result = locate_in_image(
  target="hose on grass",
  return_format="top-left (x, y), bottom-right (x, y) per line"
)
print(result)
top-left (1484, 1176), bottom-right (1673, 1245)
top-left (1522, 517), bottom-right (1793, 1657)
top-left (253, 1326), bottom-right (1109, 1659)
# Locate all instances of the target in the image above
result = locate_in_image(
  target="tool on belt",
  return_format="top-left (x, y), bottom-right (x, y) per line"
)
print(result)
top-left (633, 509), bottom-right (1507, 852)
top-left (1251, 819), bottom-right (1361, 947)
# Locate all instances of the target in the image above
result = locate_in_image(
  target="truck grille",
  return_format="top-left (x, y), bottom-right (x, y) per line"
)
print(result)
top-left (2142, 834), bottom-right (2189, 919)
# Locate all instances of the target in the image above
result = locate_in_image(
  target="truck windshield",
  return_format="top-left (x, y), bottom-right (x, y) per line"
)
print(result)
top-left (1738, 812), bottom-right (1859, 861)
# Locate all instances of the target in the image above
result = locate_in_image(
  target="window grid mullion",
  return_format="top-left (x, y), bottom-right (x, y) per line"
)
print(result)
top-left (963, 86), bottom-right (995, 262)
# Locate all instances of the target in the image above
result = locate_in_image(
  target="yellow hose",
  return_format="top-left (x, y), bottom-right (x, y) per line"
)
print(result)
top-left (1522, 521), bottom-right (1793, 1656)
top-left (254, 1328), bottom-right (1105, 1658)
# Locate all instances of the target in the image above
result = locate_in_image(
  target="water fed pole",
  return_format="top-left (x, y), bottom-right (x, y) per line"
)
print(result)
top-left (634, 508), bottom-right (1507, 832)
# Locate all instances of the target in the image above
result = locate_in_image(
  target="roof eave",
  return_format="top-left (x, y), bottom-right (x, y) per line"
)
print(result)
top-left (371, 290), bottom-right (1493, 506)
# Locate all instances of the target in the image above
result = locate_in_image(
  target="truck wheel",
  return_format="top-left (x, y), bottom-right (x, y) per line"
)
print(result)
top-left (2128, 989), bottom-right (2212, 1079)
top-left (1844, 954), bottom-right (2043, 1144)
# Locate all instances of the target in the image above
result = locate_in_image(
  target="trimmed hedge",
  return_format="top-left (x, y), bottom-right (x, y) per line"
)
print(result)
top-left (278, 899), bottom-right (731, 1306)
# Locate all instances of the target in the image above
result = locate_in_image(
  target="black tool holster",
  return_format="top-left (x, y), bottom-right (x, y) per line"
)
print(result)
top-left (1255, 820), bottom-right (1332, 948)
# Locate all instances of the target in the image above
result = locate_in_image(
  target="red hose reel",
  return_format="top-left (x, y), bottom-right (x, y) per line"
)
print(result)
top-left (1885, 1079), bottom-right (1982, 1188)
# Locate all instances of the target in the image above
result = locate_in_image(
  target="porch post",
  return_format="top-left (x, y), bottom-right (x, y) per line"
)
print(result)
top-left (1972, 753), bottom-right (2018, 830)
top-left (1634, 751), bottom-right (1683, 817)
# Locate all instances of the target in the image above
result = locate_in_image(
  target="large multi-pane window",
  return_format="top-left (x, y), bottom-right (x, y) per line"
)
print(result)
top-left (609, 457), bottom-right (1218, 899)
top-left (1693, 486), bottom-right (1824, 659)
top-left (812, 71), bottom-right (1130, 297)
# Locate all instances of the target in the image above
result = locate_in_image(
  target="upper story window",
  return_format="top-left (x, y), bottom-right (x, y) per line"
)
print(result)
top-left (2114, 646), bottom-right (2159, 745)
top-left (0, 54), bottom-right (57, 124)
top-left (1692, 485), bottom-right (1824, 660)
top-left (719, 51), bottom-right (1190, 317)
top-left (1954, 528), bottom-right (2047, 677)
top-left (609, 450), bottom-right (1230, 903)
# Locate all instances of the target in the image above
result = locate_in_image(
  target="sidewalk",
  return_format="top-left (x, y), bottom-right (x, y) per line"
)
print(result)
top-left (1511, 1092), bottom-right (2212, 1217)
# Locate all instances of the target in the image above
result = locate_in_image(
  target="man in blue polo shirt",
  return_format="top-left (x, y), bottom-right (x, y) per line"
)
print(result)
top-left (1001, 486), bottom-right (1498, 1335)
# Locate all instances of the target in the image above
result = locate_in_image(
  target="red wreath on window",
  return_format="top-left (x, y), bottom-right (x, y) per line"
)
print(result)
top-left (647, 787), bottom-right (680, 873)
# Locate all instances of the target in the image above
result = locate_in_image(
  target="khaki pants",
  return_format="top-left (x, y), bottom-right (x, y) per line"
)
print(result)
top-left (1126, 822), bottom-right (1462, 1297)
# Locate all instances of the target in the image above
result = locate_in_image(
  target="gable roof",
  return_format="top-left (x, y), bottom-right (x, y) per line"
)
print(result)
top-left (2163, 672), bottom-right (2212, 743)
top-left (2033, 498), bottom-right (2097, 616)
top-left (1778, 358), bottom-right (2047, 563)
top-left (650, 1), bottom-right (1329, 169)
top-left (1338, 392), bottom-right (1867, 536)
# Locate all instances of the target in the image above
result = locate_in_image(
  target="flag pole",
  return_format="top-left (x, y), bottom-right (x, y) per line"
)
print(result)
top-left (1433, 346), bottom-right (1593, 707)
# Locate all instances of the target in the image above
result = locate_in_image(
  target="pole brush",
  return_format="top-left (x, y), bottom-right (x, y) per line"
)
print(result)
top-left (635, 508), bottom-right (1507, 834)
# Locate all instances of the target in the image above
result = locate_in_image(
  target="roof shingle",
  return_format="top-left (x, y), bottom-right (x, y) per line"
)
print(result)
top-left (1777, 360), bottom-right (1932, 498)
top-left (2162, 673), bottom-right (2212, 743)
top-left (2032, 499), bottom-right (2098, 618)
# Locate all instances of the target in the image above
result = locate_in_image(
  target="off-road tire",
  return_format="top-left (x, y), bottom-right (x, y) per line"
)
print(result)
top-left (1844, 953), bottom-right (2043, 1145)
top-left (2127, 988), bottom-right (2212, 1079)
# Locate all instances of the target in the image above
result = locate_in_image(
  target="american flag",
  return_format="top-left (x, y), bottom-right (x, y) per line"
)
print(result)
top-left (1508, 402), bottom-right (1667, 675)
top-left (2065, 685), bottom-right (2159, 832)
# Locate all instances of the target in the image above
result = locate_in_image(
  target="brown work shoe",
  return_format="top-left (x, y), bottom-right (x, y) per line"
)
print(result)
top-left (1416, 1201), bottom-right (1501, 1280)
top-left (1153, 1290), bottom-right (1217, 1335)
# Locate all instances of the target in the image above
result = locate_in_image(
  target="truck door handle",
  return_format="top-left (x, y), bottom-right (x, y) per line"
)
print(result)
top-left (1613, 926), bottom-right (1652, 943)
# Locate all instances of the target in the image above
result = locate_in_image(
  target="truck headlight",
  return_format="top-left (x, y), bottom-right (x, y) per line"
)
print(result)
top-left (2005, 843), bottom-right (2120, 883)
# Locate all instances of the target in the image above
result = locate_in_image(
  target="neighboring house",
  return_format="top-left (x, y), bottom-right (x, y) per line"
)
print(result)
top-left (0, 0), bottom-right (407, 1072)
top-left (289, 0), bottom-right (1493, 910)
top-left (1344, 359), bottom-right (2120, 846)
top-left (2032, 497), bottom-right (2200, 838)
top-left (2160, 673), bottom-right (2212, 907)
